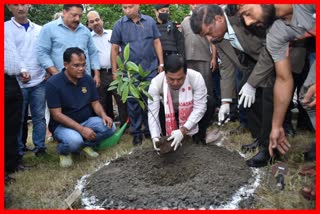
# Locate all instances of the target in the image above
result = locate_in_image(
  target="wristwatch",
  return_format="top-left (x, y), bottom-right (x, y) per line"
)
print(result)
top-left (159, 64), bottom-right (164, 67)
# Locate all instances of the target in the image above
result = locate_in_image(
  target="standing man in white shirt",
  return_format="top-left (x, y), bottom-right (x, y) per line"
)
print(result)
top-left (87, 11), bottom-right (115, 120)
top-left (5, 4), bottom-right (47, 158)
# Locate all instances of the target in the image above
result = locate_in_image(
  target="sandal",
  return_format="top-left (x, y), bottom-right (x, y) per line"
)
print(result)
top-left (299, 164), bottom-right (316, 177)
top-left (300, 185), bottom-right (316, 200)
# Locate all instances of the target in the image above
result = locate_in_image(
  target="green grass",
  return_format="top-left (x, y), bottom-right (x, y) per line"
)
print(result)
top-left (5, 122), bottom-right (315, 209)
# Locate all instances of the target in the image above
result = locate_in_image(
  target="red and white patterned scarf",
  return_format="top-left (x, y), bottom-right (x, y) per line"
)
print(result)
top-left (163, 75), bottom-right (194, 136)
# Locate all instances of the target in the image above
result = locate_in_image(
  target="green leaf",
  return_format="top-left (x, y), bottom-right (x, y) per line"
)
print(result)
top-left (142, 89), bottom-right (153, 101)
top-left (107, 86), bottom-right (117, 91)
top-left (122, 77), bottom-right (129, 82)
top-left (115, 70), bottom-right (124, 76)
top-left (119, 81), bottom-right (126, 93)
top-left (121, 85), bottom-right (129, 103)
top-left (139, 81), bottom-right (151, 89)
top-left (116, 56), bottom-right (124, 70)
top-left (126, 61), bottom-right (139, 73)
top-left (129, 84), bottom-right (140, 99)
top-left (109, 79), bottom-right (119, 86)
top-left (140, 70), bottom-right (151, 78)
top-left (138, 65), bottom-right (144, 76)
top-left (117, 79), bottom-right (124, 94)
top-left (138, 100), bottom-right (145, 110)
top-left (123, 43), bottom-right (130, 62)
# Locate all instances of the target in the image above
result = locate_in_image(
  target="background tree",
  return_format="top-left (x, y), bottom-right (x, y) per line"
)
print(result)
top-left (5, 4), bottom-right (190, 28)
top-left (89, 4), bottom-right (190, 29)
top-left (5, 5), bottom-right (63, 23)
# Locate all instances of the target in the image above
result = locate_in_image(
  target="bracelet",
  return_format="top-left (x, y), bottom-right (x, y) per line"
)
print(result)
top-left (159, 64), bottom-right (164, 67)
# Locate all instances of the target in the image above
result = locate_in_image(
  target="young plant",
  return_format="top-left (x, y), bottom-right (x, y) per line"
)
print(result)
top-left (108, 43), bottom-right (153, 109)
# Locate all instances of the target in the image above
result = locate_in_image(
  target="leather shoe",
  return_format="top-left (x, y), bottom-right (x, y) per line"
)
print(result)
top-left (192, 133), bottom-right (207, 145)
top-left (144, 133), bottom-right (151, 139)
top-left (5, 175), bottom-right (16, 184)
top-left (304, 142), bottom-right (315, 162)
top-left (246, 149), bottom-right (271, 168)
top-left (132, 135), bottom-right (142, 146)
top-left (241, 139), bottom-right (259, 153)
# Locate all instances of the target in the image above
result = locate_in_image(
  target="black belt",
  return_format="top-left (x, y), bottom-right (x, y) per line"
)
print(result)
top-left (100, 68), bottom-right (112, 73)
top-left (5, 73), bottom-right (17, 80)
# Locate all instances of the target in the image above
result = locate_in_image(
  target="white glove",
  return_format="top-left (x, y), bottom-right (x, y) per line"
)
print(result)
top-left (152, 137), bottom-right (160, 151)
top-left (218, 103), bottom-right (230, 124)
top-left (239, 82), bottom-right (256, 108)
top-left (167, 129), bottom-right (183, 151)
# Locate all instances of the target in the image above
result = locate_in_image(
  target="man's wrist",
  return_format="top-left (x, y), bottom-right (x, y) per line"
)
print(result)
top-left (180, 126), bottom-right (188, 136)
top-left (159, 64), bottom-right (164, 67)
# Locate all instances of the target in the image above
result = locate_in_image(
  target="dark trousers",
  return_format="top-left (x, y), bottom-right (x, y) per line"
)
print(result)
top-left (98, 69), bottom-right (114, 119)
top-left (5, 74), bottom-right (23, 173)
top-left (197, 95), bottom-right (214, 138)
top-left (22, 107), bottom-right (29, 147)
top-left (127, 71), bottom-right (157, 136)
top-left (245, 87), bottom-right (273, 149)
top-left (113, 93), bottom-right (128, 126)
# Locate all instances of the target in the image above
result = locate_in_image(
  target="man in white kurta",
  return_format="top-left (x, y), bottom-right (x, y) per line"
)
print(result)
top-left (148, 54), bottom-right (207, 151)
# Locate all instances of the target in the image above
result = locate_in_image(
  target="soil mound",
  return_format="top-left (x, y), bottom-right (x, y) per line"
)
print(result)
top-left (84, 142), bottom-right (252, 209)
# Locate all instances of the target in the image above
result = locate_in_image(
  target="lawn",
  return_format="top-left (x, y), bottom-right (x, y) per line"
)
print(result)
top-left (4, 121), bottom-right (315, 209)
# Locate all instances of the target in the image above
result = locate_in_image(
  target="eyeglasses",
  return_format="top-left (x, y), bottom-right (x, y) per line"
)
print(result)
top-left (71, 63), bottom-right (86, 69)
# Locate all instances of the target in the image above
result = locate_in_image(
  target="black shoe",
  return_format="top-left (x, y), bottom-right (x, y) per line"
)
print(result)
top-left (5, 175), bottom-right (16, 184)
top-left (246, 149), bottom-right (271, 168)
top-left (304, 142), bottom-right (316, 162)
top-left (241, 139), bottom-right (259, 153)
top-left (35, 149), bottom-right (47, 157)
top-left (192, 134), bottom-right (207, 145)
top-left (144, 133), bottom-right (151, 140)
top-left (23, 146), bottom-right (33, 152)
top-left (132, 135), bottom-right (142, 146)
top-left (15, 164), bottom-right (28, 172)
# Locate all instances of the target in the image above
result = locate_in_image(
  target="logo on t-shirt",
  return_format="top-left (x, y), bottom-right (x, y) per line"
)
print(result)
top-left (81, 87), bottom-right (87, 94)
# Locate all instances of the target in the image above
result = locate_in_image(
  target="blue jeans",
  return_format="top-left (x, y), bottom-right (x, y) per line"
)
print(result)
top-left (17, 81), bottom-right (46, 156)
top-left (54, 116), bottom-right (116, 155)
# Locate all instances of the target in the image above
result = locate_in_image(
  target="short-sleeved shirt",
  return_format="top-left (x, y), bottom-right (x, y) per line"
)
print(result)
top-left (46, 69), bottom-right (99, 132)
top-left (36, 17), bottom-right (100, 75)
top-left (110, 13), bottom-right (161, 72)
top-left (267, 4), bottom-right (316, 62)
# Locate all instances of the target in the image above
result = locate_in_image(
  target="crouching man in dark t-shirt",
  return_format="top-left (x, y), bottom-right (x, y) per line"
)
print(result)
top-left (46, 47), bottom-right (116, 167)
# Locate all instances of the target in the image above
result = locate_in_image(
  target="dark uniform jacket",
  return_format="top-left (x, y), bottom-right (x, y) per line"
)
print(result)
top-left (157, 21), bottom-right (184, 58)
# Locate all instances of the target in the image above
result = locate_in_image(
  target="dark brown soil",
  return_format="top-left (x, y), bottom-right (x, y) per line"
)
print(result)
top-left (84, 141), bottom-right (252, 209)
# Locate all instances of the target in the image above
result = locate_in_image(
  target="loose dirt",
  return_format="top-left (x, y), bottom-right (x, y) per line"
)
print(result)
top-left (84, 140), bottom-right (252, 209)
